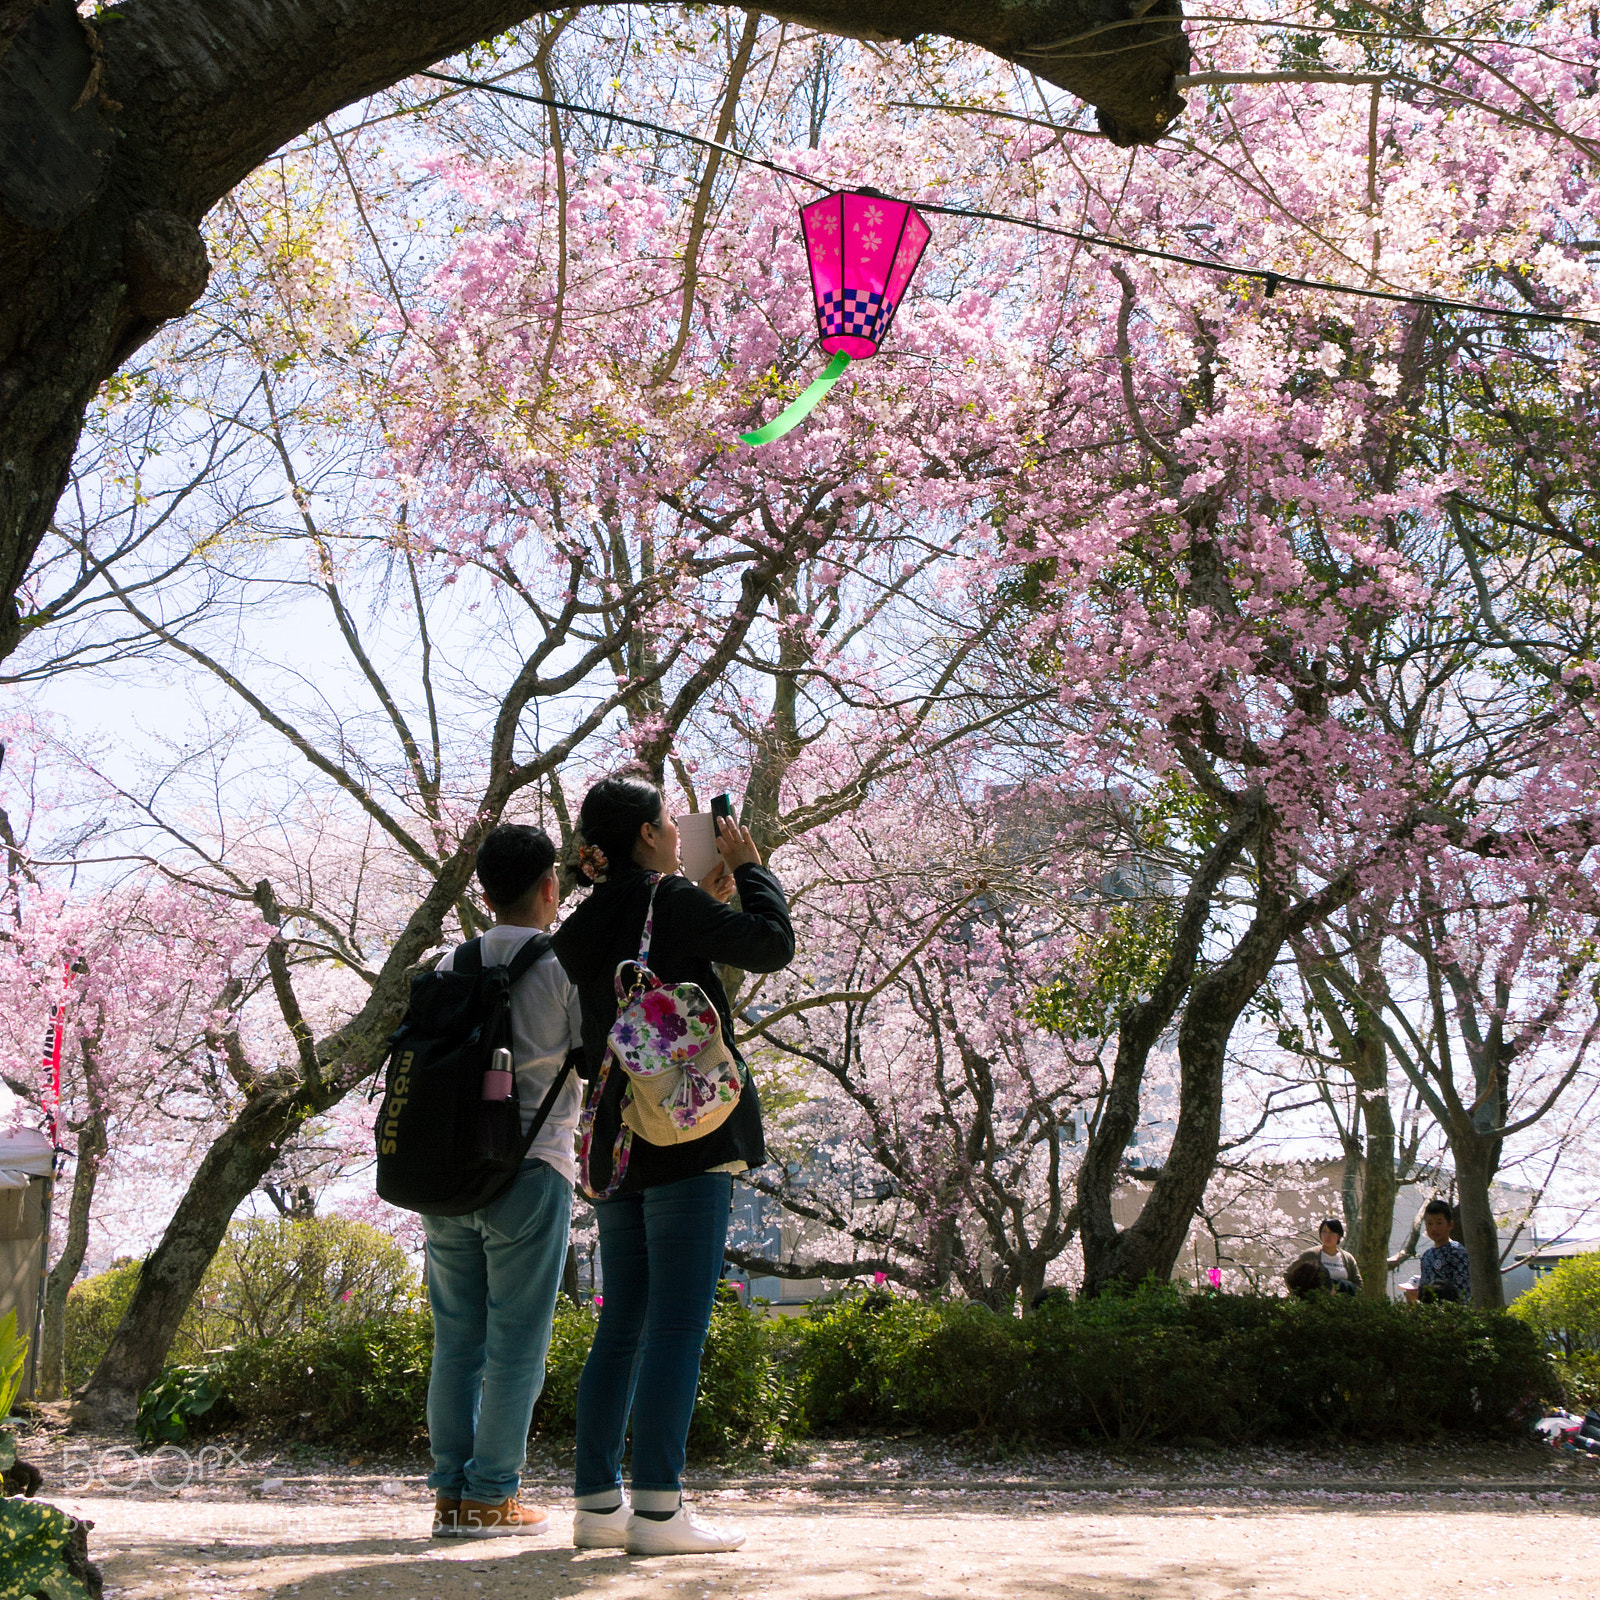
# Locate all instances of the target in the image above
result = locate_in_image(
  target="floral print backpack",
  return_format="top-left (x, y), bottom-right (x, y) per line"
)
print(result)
top-left (577, 874), bottom-right (744, 1199)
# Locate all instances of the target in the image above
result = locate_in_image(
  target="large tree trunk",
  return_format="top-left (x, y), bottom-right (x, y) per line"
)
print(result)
top-left (73, 841), bottom-right (481, 1424)
top-left (0, 0), bottom-right (1187, 670)
top-left (1352, 1059), bottom-right (1399, 1301)
top-left (1076, 803), bottom-right (1259, 1296)
top-left (39, 1095), bottom-right (105, 1399)
top-left (1082, 903), bottom-right (1289, 1293)
top-left (1300, 932), bottom-right (1400, 1300)
top-left (70, 1081), bottom-right (306, 1423)
top-left (1078, 804), bottom-right (1371, 1297)
top-left (1447, 1124), bottom-right (1504, 1310)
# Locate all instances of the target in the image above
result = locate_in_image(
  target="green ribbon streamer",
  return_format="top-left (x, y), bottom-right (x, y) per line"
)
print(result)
top-left (740, 351), bottom-right (852, 446)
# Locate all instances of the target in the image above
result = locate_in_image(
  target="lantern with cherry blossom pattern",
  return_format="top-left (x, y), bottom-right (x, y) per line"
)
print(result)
top-left (740, 186), bottom-right (931, 447)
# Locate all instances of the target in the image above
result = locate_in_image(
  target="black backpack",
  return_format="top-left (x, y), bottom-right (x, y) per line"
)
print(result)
top-left (374, 934), bottom-right (577, 1216)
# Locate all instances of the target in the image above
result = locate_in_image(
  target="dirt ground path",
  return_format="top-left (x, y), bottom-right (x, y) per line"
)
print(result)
top-left (58, 1484), bottom-right (1600, 1600)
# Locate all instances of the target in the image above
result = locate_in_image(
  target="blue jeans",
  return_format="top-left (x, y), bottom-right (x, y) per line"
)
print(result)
top-left (573, 1173), bottom-right (732, 1513)
top-left (423, 1159), bottom-right (572, 1504)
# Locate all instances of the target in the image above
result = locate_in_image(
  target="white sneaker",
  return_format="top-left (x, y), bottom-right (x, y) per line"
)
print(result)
top-left (573, 1499), bottom-right (631, 1549)
top-left (624, 1505), bottom-right (746, 1555)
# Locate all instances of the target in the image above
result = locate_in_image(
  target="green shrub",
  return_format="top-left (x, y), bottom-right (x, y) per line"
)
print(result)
top-left (529, 1297), bottom-right (598, 1437)
top-left (1511, 1252), bottom-right (1600, 1404)
top-left (1552, 1354), bottom-right (1600, 1407)
top-left (185, 1216), bottom-right (419, 1348)
top-left (135, 1364), bottom-right (232, 1444)
top-left (212, 1309), bottom-right (434, 1454)
top-left (689, 1289), bottom-right (794, 1456)
top-left (1024, 1285), bottom-right (1254, 1443)
top-left (63, 1257), bottom-right (142, 1392)
top-left (134, 1284), bottom-right (1553, 1460)
top-left (789, 1290), bottom-right (941, 1430)
top-left (796, 1284), bottom-right (1552, 1445)
top-left (69, 1219), bottom-right (420, 1397)
top-left (891, 1301), bottom-right (1031, 1434)
top-left (152, 1288), bottom-right (799, 1460)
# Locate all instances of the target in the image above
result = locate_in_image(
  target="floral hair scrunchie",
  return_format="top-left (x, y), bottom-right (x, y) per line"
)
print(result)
top-left (577, 841), bottom-right (609, 883)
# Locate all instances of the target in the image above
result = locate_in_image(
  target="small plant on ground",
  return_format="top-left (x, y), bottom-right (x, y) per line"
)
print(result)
top-left (1, 1310), bottom-right (97, 1600)
top-left (135, 1364), bottom-right (231, 1444)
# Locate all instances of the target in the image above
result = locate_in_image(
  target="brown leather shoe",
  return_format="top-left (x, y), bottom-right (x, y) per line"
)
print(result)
top-left (456, 1496), bottom-right (550, 1539)
top-left (432, 1495), bottom-right (461, 1539)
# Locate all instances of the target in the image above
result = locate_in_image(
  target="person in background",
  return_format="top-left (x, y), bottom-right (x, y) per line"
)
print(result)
top-left (424, 825), bottom-right (583, 1541)
top-left (553, 772), bottom-right (794, 1556)
top-left (1287, 1218), bottom-right (1362, 1296)
top-left (1416, 1198), bottom-right (1471, 1303)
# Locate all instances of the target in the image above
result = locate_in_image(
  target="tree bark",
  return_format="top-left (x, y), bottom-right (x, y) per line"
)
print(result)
top-left (1085, 887), bottom-right (1292, 1292)
top-left (1338, 1125), bottom-right (1362, 1257)
top-left (38, 1093), bottom-right (105, 1399)
top-left (1075, 800), bottom-right (1258, 1295)
top-left (1078, 802), bottom-right (1375, 1297)
top-left (1353, 1078), bottom-right (1398, 1298)
top-left (1447, 1121), bottom-right (1505, 1310)
top-left (0, 0), bottom-right (1187, 669)
top-left (1302, 947), bottom-right (1400, 1301)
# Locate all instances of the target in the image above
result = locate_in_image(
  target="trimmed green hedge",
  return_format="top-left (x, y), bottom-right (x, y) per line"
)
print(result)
top-left (144, 1282), bottom-right (1554, 1457)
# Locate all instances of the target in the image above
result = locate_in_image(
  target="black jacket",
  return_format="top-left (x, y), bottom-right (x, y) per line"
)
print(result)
top-left (551, 862), bottom-right (794, 1193)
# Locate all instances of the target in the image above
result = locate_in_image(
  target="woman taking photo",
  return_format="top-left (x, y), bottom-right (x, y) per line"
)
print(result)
top-left (552, 772), bottom-right (793, 1555)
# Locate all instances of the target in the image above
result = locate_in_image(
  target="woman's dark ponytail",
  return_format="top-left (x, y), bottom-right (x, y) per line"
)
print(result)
top-left (576, 772), bottom-right (664, 882)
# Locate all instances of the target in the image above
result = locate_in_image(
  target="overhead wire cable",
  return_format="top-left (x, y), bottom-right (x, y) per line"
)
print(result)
top-left (418, 69), bottom-right (1600, 333)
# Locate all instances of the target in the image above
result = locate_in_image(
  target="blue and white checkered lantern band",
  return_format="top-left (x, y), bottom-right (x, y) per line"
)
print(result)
top-left (817, 288), bottom-right (894, 349)
top-left (740, 187), bottom-right (932, 447)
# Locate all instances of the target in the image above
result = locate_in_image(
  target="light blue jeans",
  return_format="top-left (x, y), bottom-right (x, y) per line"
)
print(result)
top-left (573, 1172), bottom-right (732, 1513)
top-left (423, 1159), bottom-right (572, 1504)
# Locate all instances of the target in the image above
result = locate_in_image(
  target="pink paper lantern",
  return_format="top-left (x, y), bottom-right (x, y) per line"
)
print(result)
top-left (800, 188), bottom-right (931, 361)
top-left (740, 186), bottom-right (934, 447)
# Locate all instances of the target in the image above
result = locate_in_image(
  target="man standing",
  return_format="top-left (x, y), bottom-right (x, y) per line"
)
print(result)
top-left (424, 825), bottom-right (583, 1540)
top-left (1417, 1198), bottom-right (1472, 1303)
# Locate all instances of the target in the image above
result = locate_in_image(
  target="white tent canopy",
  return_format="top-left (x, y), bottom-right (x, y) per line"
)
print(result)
top-left (0, 1127), bottom-right (52, 1188)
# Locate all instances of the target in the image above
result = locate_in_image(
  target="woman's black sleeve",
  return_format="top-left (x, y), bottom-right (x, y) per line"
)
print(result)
top-left (666, 864), bottom-right (795, 972)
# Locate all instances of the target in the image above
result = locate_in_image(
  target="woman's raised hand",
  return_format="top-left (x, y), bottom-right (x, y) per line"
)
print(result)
top-left (714, 814), bottom-right (762, 870)
top-left (699, 859), bottom-right (737, 902)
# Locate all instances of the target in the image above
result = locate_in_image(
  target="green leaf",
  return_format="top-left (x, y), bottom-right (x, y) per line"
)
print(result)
top-left (0, 1497), bottom-right (94, 1600)
top-left (0, 1310), bottom-right (27, 1419)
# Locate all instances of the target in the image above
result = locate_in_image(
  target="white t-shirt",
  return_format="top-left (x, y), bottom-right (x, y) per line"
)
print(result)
top-left (1320, 1250), bottom-right (1348, 1282)
top-left (438, 925), bottom-right (584, 1185)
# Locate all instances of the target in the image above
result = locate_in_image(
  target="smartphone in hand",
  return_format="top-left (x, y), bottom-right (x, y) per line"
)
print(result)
top-left (711, 792), bottom-right (734, 821)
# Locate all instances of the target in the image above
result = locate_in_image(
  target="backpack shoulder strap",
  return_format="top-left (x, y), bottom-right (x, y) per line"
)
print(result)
top-left (454, 937), bottom-right (485, 974)
top-left (504, 931), bottom-right (553, 985)
top-left (637, 873), bottom-right (664, 967)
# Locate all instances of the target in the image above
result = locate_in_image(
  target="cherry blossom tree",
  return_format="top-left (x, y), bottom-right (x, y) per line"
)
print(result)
top-left (0, 799), bottom-right (270, 1396)
top-left (7, 4), bottom-right (1597, 1380)
top-left (954, 6), bottom-right (1600, 1293)
top-left (0, 0), bottom-right (1188, 675)
top-left (719, 765), bottom-right (1136, 1307)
